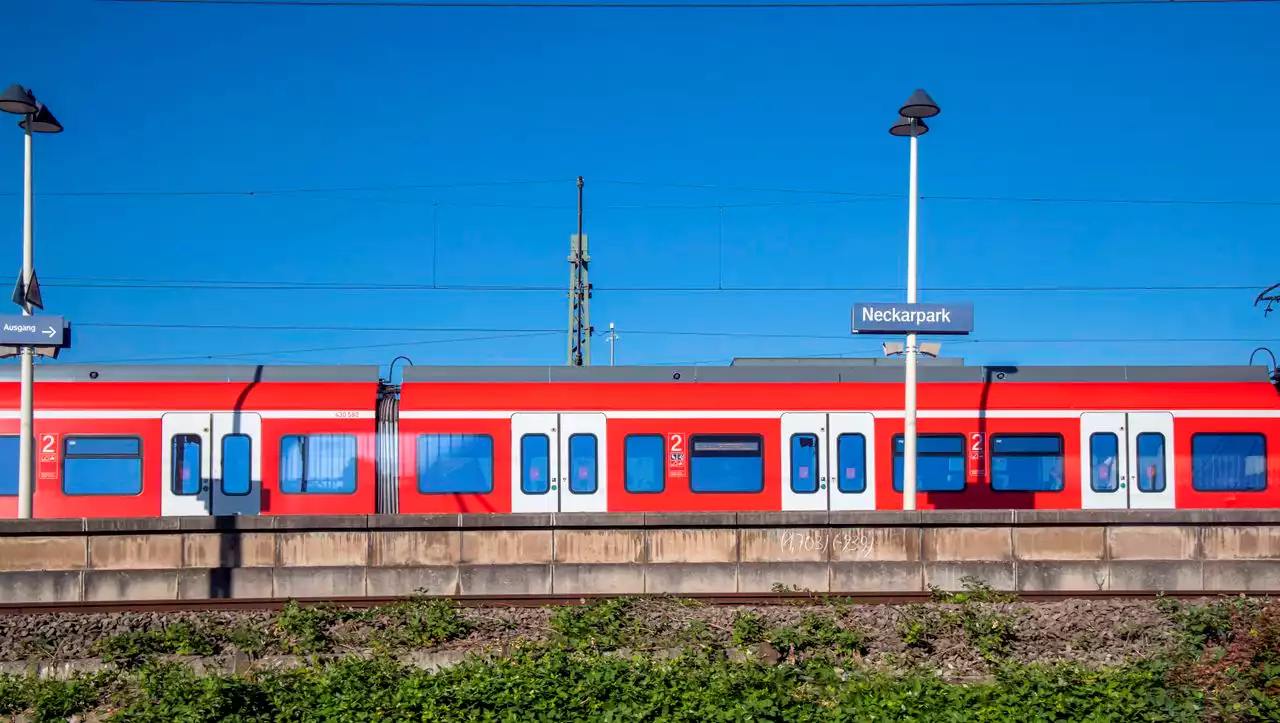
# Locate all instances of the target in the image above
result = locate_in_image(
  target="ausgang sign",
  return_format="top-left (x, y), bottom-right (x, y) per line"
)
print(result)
top-left (851, 302), bottom-right (973, 335)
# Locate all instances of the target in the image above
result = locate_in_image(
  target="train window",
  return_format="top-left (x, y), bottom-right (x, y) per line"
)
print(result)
top-left (1136, 433), bottom-right (1166, 493)
top-left (624, 435), bottom-right (665, 494)
top-left (62, 436), bottom-right (143, 496)
top-left (568, 434), bottom-right (598, 494)
top-left (171, 434), bottom-right (202, 496)
top-left (521, 434), bottom-right (550, 495)
top-left (417, 434), bottom-right (493, 494)
top-left (690, 434), bottom-right (764, 494)
top-left (790, 434), bottom-right (819, 494)
top-left (221, 434), bottom-right (252, 496)
top-left (990, 435), bottom-right (1064, 492)
top-left (280, 434), bottom-right (357, 495)
top-left (892, 434), bottom-right (965, 492)
top-left (0, 436), bottom-right (17, 496)
top-left (837, 434), bottom-right (867, 493)
top-left (1089, 433), bottom-right (1119, 493)
top-left (1192, 433), bottom-right (1267, 492)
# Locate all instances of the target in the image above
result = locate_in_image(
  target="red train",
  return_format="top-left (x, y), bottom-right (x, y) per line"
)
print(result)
top-left (0, 362), bottom-right (1275, 518)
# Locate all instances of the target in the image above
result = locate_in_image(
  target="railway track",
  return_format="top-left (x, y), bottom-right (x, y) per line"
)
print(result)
top-left (0, 590), bottom-right (1268, 615)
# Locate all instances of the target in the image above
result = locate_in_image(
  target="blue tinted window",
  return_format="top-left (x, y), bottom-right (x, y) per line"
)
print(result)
top-left (521, 434), bottom-right (550, 495)
top-left (790, 434), bottom-right (819, 494)
top-left (417, 434), bottom-right (493, 494)
top-left (63, 436), bottom-right (143, 496)
top-left (837, 434), bottom-right (866, 493)
top-left (625, 435), bottom-right (664, 493)
top-left (171, 435), bottom-right (201, 496)
top-left (568, 434), bottom-right (598, 494)
top-left (990, 435), bottom-right (1064, 492)
top-left (221, 435), bottom-right (251, 496)
top-left (1136, 433), bottom-right (1166, 493)
top-left (690, 435), bottom-right (764, 494)
top-left (892, 434), bottom-right (965, 492)
top-left (1192, 433), bottom-right (1267, 492)
top-left (280, 434), bottom-right (357, 494)
top-left (1090, 433), bottom-right (1119, 493)
top-left (0, 436), bottom-right (19, 496)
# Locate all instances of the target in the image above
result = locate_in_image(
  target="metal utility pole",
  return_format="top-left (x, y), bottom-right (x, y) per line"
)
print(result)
top-left (567, 176), bottom-right (592, 366)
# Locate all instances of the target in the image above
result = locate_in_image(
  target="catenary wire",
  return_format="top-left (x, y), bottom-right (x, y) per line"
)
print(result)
top-left (99, 0), bottom-right (1280, 9)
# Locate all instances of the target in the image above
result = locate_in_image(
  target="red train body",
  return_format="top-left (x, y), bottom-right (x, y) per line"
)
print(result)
top-left (0, 363), bottom-right (1276, 518)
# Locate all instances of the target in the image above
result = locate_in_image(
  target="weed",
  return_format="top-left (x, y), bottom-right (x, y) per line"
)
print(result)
top-left (548, 597), bottom-right (645, 651)
top-left (768, 612), bottom-right (868, 658)
top-left (897, 605), bottom-right (939, 652)
top-left (929, 575), bottom-right (1016, 604)
top-left (276, 600), bottom-right (342, 654)
top-left (374, 598), bottom-right (474, 649)
top-left (731, 611), bottom-right (766, 648)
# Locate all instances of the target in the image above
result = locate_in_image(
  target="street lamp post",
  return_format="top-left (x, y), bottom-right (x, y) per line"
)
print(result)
top-left (889, 89), bottom-right (940, 512)
top-left (0, 84), bottom-right (63, 519)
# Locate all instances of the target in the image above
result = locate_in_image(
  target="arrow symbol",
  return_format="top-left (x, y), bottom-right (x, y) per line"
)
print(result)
top-left (42, 327), bottom-right (54, 338)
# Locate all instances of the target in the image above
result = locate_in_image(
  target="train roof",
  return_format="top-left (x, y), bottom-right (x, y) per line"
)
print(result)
top-left (0, 363), bottom-right (1270, 384)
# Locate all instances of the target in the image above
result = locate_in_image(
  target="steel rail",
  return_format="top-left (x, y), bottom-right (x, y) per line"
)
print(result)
top-left (0, 590), bottom-right (1268, 615)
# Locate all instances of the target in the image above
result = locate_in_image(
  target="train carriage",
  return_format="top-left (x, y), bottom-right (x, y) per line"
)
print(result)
top-left (0, 362), bottom-right (1277, 518)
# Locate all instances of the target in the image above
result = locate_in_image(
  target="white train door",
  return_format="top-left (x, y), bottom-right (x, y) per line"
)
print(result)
top-left (162, 412), bottom-right (262, 516)
top-left (511, 413), bottom-right (608, 513)
top-left (781, 413), bottom-right (876, 511)
top-left (511, 413), bottom-right (559, 513)
top-left (1080, 412), bottom-right (1175, 509)
top-left (210, 412), bottom-right (262, 516)
top-left (558, 413), bottom-right (607, 513)
top-left (162, 413), bottom-right (211, 516)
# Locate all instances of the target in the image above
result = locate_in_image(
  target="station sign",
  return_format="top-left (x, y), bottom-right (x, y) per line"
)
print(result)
top-left (851, 302), bottom-right (973, 335)
top-left (0, 314), bottom-right (66, 346)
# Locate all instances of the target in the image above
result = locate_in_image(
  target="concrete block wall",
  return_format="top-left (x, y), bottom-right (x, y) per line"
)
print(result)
top-left (1, 510), bottom-right (1279, 603)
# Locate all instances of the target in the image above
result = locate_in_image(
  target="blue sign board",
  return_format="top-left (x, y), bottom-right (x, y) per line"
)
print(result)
top-left (0, 314), bottom-right (66, 346)
top-left (851, 302), bottom-right (973, 335)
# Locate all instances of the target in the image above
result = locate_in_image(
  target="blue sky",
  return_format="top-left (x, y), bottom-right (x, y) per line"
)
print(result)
top-left (2, 0), bottom-right (1278, 375)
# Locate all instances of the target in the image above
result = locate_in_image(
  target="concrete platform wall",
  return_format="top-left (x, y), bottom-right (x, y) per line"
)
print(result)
top-left (2, 510), bottom-right (1279, 603)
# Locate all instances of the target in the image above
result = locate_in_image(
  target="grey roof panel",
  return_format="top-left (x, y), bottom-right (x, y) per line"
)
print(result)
top-left (694, 366), bottom-right (843, 382)
top-left (0, 364), bottom-right (382, 383)
top-left (401, 366), bottom-right (553, 382)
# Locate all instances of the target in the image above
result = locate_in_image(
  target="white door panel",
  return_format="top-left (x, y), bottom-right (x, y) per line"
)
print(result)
top-left (828, 413), bottom-right (876, 511)
top-left (1127, 412), bottom-right (1176, 509)
top-left (1080, 413), bottom-right (1128, 509)
top-left (161, 413), bottom-right (212, 517)
top-left (211, 412), bottom-right (262, 516)
top-left (511, 413), bottom-right (558, 513)
top-left (559, 413), bottom-right (607, 513)
top-left (781, 413), bottom-right (827, 511)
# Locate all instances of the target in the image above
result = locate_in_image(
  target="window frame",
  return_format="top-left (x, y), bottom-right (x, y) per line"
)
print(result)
top-left (688, 433), bottom-right (765, 495)
top-left (789, 433), bottom-right (820, 495)
top-left (61, 434), bottom-right (145, 497)
top-left (836, 433), bottom-right (867, 494)
top-left (220, 433), bottom-right (253, 497)
top-left (1190, 432), bottom-right (1268, 493)
top-left (520, 433), bottom-right (551, 496)
top-left (279, 433), bottom-right (359, 496)
top-left (988, 433), bottom-right (1065, 493)
top-left (1135, 432), bottom-right (1167, 493)
top-left (170, 433), bottom-right (203, 497)
top-left (415, 433), bottom-right (495, 495)
top-left (891, 432), bottom-right (966, 493)
top-left (1088, 432), bottom-right (1120, 493)
top-left (624, 433), bottom-right (666, 494)
top-left (567, 433), bottom-right (599, 495)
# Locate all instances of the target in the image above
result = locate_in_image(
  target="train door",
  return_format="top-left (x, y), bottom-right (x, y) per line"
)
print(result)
top-left (511, 413), bottom-right (559, 513)
top-left (558, 413), bottom-right (607, 513)
top-left (510, 413), bottom-right (607, 513)
top-left (161, 412), bottom-right (262, 516)
top-left (780, 413), bottom-right (876, 511)
top-left (210, 412), bottom-right (262, 516)
top-left (1080, 412), bottom-right (1175, 509)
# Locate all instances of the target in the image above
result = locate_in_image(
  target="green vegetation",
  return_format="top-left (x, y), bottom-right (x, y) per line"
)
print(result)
top-left (1, 591), bottom-right (1278, 720)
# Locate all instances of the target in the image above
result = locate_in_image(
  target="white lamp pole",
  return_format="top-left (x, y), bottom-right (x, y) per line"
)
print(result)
top-left (0, 85), bottom-right (63, 519)
top-left (890, 89), bottom-right (940, 512)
